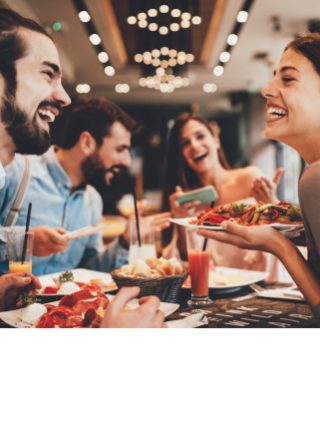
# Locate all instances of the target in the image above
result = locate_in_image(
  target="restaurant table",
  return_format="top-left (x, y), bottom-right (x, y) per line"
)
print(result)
top-left (167, 282), bottom-right (320, 328)
top-left (0, 281), bottom-right (319, 328)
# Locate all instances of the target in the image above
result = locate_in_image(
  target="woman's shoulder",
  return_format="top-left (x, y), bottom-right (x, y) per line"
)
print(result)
top-left (231, 165), bottom-right (263, 181)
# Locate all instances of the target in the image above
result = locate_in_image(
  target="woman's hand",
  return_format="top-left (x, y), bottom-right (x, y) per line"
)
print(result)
top-left (198, 220), bottom-right (285, 255)
top-left (169, 186), bottom-right (200, 218)
top-left (250, 168), bottom-right (284, 204)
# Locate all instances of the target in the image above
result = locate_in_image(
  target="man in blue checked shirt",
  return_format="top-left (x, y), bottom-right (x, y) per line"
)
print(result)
top-left (0, 96), bottom-right (137, 275)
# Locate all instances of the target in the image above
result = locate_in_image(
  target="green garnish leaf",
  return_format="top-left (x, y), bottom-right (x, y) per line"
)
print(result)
top-left (58, 270), bottom-right (74, 283)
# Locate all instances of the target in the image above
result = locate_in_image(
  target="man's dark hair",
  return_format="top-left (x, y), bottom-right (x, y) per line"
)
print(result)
top-left (61, 96), bottom-right (138, 149)
top-left (0, 8), bottom-right (52, 96)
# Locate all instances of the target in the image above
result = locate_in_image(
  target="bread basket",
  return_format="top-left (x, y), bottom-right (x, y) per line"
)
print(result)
top-left (111, 269), bottom-right (188, 303)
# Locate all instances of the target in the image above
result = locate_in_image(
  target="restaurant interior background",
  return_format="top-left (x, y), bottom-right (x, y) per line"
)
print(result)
top-left (2, 0), bottom-right (318, 213)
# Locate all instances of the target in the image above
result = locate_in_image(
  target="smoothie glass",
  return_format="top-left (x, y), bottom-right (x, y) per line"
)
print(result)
top-left (186, 227), bottom-right (212, 307)
top-left (6, 229), bottom-right (34, 273)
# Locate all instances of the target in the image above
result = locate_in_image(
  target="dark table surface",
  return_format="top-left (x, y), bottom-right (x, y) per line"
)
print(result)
top-left (167, 282), bottom-right (319, 328)
top-left (0, 281), bottom-right (318, 328)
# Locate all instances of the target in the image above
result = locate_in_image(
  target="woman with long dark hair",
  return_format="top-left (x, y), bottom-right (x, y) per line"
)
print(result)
top-left (161, 113), bottom-right (277, 271)
top-left (200, 33), bottom-right (320, 314)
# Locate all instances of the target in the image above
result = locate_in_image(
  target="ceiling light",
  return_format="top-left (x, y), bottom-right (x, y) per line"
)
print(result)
top-left (177, 57), bottom-right (185, 65)
top-left (139, 78), bottom-right (147, 87)
top-left (78, 11), bottom-right (91, 23)
top-left (144, 57), bottom-right (152, 65)
top-left (168, 58), bottom-right (177, 67)
top-left (181, 20), bottom-right (191, 28)
top-left (186, 53), bottom-right (194, 63)
top-left (134, 53), bottom-right (143, 63)
top-left (149, 22), bottom-right (158, 31)
top-left (156, 67), bottom-right (165, 76)
top-left (182, 77), bottom-right (190, 87)
top-left (237, 10), bottom-right (248, 23)
top-left (104, 65), bottom-right (115, 76)
top-left (76, 83), bottom-right (91, 94)
top-left (148, 8), bottom-right (158, 17)
top-left (143, 51), bottom-right (152, 61)
top-left (191, 16), bottom-right (202, 25)
top-left (159, 26), bottom-right (169, 35)
top-left (52, 22), bottom-right (62, 32)
top-left (159, 5), bottom-right (169, 13)
top-left (213, 65), bottom-right (224, 76)
top-left (227, 34), bottom-right (238, 46)
top-left (89, 34), bottom-right (101, 45)
top-left (127, 16), bottom-right (137, 25)
top-left (160, 60), bottom-right (169, 68)
top-left (160, 46), bottom-right (169, 55)
top-left (122, 84), bottom-right (130, 93)
top-left (137, 12), bottom-right (147, 20)
top-left (219, 51), bottom-right (231, 63)
top-left (152, 58), bottom-right (160, 67)
top-left (115, 84), bottom-right (122, 93)
top-left (138, 20), bottom-right (148, 28)
top-left (181, 12), bottom-right (191, 21)
top-left (169, 49), bottom-right (177, 58)
top-left (203, 83), bottom-right (217, 93)
top-left (98, 51), bottom-right (109, 63)
top-left (171, 9), bottom-right (181, 18)
top-left (152, 49), bottom-right (160, 58)
top-left (170, 23), bottom-right (180, 32)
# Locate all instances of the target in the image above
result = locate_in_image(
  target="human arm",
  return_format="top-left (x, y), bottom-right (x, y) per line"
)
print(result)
top-left (100, 286), bottom-right (165, 328)
top-left (32, 226), bottom-right (68, 256)
top-left (250, 168), bottom-right (284, 204)
top-left (199, 222), bottom-right (320, 314)
top-left (0, 273), bottom-right (41, 311)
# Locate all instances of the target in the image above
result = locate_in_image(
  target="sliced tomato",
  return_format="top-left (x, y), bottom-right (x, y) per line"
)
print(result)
top-left (43, 286), bottom-right (59, 294)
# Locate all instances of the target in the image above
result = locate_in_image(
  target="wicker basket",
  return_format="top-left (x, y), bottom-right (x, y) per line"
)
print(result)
top-left (111, 269), bottom-right (188, 303)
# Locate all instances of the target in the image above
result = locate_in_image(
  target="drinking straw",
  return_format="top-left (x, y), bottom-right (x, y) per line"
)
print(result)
top-left (202, 201), bottom-right (215, 251)
top-left (21, 202), bottom-right (32, 263)
top-left (132, 179), bottom-right (141, 247)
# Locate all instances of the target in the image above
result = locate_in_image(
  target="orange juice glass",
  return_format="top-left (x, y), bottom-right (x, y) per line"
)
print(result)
top-left (6, 230), bottom-right (34, 274)
top-left (9, 261), bottom-right (32, 274)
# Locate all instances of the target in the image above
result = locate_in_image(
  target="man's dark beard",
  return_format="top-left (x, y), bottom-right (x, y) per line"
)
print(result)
top-left (1, 93), bottom-right (62, 155)
top-left (81, 153), bottom-right (127, 188)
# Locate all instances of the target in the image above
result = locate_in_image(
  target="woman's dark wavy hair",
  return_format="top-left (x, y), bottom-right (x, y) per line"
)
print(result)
top-left (0, 8), bottom-right (51, 98)
top-left (285, 32), bottom-right (320, 75)
top-left (59, 96), bottom-right (138, 149)
top-left (161, 113), bottom-right (230, 214)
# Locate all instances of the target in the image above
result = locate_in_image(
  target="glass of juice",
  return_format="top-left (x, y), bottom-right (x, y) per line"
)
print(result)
top-left (186, 227), bottom-right (212, 307)
top-left (128, 216), bottom-right (157, 264)
top-left (6, 229), bottom-right (34, 273)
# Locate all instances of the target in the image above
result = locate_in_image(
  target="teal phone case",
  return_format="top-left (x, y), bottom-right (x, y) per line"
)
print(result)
top-left (177, 186), bottom-right (218, 205)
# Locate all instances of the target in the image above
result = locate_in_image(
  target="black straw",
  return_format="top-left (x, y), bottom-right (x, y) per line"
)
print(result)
top-left (132, 180), bottom-right (141, 247)
top-left (202, 201), bottom-right (215, 252)
top-left (21, 202), bottom-right (32, 263)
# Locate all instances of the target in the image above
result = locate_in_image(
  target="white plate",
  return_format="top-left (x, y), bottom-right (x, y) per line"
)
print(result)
top-left (37, 268), bottom-right (116, 297)
top-left (170, 217), bottom-right (303, 231)
top-left (0, 297), bottom-right (179, 328)
top-left (209, 267), bottom-right (269, 289)
top-left (107, 295), bottom-right (179, 318)
top-left (183, 266), bottom-right (269, 290)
